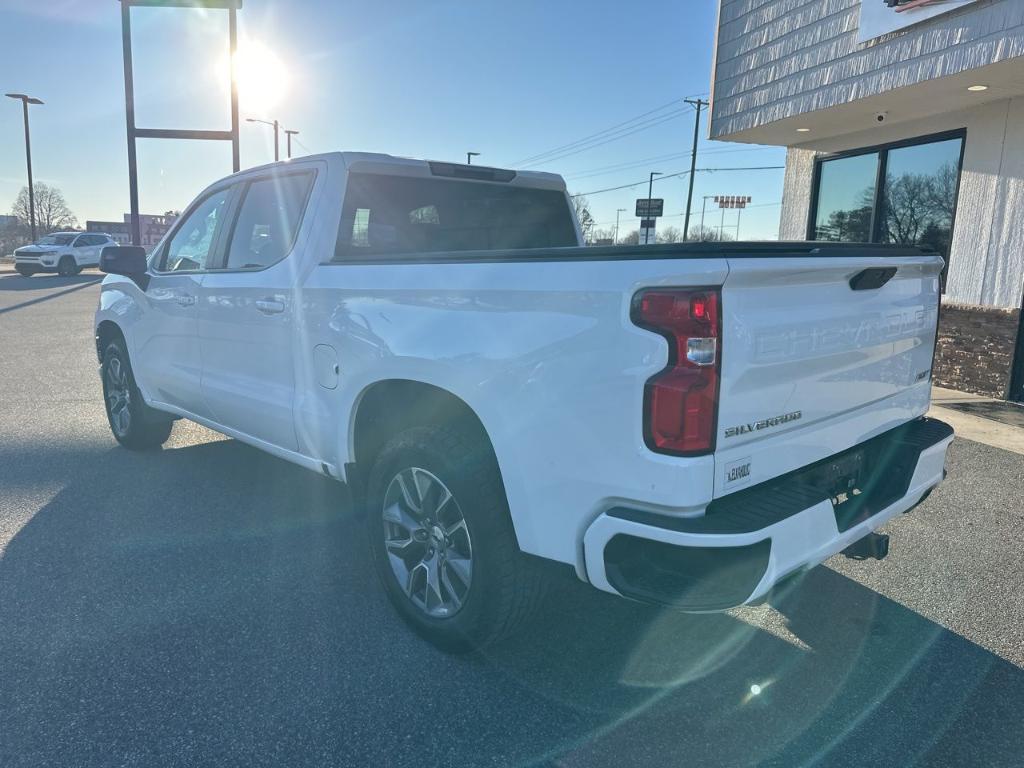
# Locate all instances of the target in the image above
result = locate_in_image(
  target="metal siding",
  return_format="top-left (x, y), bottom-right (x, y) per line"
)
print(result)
top-left (711, 0), bottom-right (1024, 139)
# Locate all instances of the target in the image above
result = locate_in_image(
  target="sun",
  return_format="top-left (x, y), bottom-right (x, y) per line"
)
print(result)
top-left (218, 40), bottom-right (289, 115)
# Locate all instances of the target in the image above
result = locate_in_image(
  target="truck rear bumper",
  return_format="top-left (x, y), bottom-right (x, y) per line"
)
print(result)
top-left (582, 417), bottom-right (953, 610)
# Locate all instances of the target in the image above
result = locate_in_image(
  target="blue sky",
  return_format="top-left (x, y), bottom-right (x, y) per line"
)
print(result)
top-left (0, 0), bottom-right (787, 240)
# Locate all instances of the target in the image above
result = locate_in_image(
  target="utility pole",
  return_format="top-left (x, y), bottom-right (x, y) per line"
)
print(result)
top-left (614, 208), bottom-right (626, 244)
top-left (466, 151), bottom-right (480, 165)
top-left (645, 171), bottom-right (662, 245)
top-left (5, 93), bottom-right (42, 241)
top-left (285, 129), bottom-right (299, 159)
top-left (682, 98), bottom-right (708, 241)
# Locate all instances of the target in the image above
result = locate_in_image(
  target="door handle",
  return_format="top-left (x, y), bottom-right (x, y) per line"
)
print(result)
top-left (255, 298), bottom-right (286, 315)
top-left (176, 294), bottom-right (196, 307)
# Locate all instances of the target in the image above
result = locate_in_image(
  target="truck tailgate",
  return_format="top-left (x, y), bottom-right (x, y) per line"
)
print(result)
top-left (714, 253), bottom-right (943, 497)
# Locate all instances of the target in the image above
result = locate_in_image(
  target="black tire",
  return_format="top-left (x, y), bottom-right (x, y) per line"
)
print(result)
top-left (57, 256), bottom-right (76, 277)
top-left (15, 266), bottom-right (34, 277)
top-left (101, 338), bottom-right (173, 450)
top-left (366, 425), bottom-right (545, 652)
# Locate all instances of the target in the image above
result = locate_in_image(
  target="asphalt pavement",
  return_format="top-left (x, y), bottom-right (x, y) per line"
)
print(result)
top-left (1, 269), bottom-right (1023, 768)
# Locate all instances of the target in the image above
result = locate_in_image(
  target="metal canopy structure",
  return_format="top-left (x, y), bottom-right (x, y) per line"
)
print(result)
top-left (119, 0), bottom-right (242, 245)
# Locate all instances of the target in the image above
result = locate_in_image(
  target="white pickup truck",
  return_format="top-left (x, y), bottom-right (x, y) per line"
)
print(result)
top-left (95, 152), bottom-right (953, 651)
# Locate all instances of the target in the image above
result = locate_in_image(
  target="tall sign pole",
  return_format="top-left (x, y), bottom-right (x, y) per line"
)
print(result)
top-left (682, 98), bottom-right (707, 241)
top-left (712, 195), bottom-right (752, 241)
top-left (120, 0), bottom-right (243, 246)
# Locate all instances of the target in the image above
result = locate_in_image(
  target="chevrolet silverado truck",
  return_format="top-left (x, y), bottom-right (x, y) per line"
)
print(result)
top-left (94, 152), bottom-right (953, 651)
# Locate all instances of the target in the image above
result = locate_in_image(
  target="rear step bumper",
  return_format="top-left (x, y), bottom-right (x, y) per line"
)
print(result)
top-left (583, 417), bottom-right (953, 611)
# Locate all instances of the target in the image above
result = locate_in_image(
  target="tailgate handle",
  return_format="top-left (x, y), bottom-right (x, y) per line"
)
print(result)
top-left (849, 267), bottom-right (897, 291)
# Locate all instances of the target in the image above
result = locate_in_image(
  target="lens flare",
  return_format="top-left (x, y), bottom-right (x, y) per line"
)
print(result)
top-left (218, 39), bottom-right (289, 114)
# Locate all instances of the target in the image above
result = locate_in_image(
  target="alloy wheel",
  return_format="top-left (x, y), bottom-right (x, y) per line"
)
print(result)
top-left (105, 355), bottom-right (132, 437)
top-left (381, 467), bottom-right (473, 618)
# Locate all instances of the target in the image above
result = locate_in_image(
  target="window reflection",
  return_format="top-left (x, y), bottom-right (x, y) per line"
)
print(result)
top-left (813, 153), bottom-right (878, 242)
top-left (881, 139), bottom-right (962, 266)
top-left (810, 133), bottom-right (964, 288)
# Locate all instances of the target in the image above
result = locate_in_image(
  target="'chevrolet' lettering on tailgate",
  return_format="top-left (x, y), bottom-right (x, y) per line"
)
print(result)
top-left (724, 411), bottom-right (802, 439)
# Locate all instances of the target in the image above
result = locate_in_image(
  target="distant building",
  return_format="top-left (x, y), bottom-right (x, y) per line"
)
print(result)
top-left (710, 0), bottom-right (1024, 401)
top-left (86, 220), bottom-right (131, 244)
top-left (0, 215), bottom-right (18, 228)
top-left (86, 212), bottom-right (178, 248)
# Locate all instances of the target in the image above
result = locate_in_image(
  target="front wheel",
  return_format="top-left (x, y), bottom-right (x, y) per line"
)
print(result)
top-left (57, 256), bottom-right (76, 277)
top-left (366, 425), bottom-right (545, 652)
top-left (101, 338), bottom-right (173, 450)
top-left (15, 266), bottom-right (34, 277)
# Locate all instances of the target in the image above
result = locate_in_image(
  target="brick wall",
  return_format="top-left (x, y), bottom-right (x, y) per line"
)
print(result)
top-left (933, 302), bottom-right (1021, 398)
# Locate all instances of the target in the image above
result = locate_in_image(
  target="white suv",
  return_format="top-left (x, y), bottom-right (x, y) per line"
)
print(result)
top-left (14, 232), bottom-right (117, 277)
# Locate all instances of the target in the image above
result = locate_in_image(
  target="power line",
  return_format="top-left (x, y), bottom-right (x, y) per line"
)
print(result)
top-left (520, 108), bottom-right (692, 168)
top-left (512, 95), bottom-right (692, 166)
top-left (570, 165), bottom-right (786, 198)
top-left (512, 92), bottom-right (708, 167)
top-left (565, 146), bottom-right (774, 181)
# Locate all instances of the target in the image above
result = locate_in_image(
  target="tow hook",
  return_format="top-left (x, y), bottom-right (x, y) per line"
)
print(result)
top-left (842, 532), bottom-right (890, 561)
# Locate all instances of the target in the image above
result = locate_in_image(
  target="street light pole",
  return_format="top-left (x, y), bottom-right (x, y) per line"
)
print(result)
top-left (246, 117), bottom-right (280, 161)
top-left (285, 129), bottom-right (299, 159)
top-left (5, 93), bottom-right (43, 241)
top-left (466, 151), bottom-right (480, 165)
top-left (645, 171), bottom-right (662, 245)
top-left (699, 195), bottom-right (714, 240)
top-left (615, 208), bottom-right (626, 244)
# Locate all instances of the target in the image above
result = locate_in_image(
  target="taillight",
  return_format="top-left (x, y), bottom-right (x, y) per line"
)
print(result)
top-left (631, 288), bottom-right (722, 455)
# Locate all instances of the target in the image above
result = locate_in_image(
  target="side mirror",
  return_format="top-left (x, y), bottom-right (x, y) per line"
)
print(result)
top-left (100, 245), bottom-right (147, 276)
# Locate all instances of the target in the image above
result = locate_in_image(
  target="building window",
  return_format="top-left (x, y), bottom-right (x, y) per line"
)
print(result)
top-left (809, 130), bottom-right (964, 285)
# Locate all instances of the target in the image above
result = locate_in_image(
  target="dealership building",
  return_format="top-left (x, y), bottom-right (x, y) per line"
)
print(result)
top-left (711, 0), bottom-right (1024, 400)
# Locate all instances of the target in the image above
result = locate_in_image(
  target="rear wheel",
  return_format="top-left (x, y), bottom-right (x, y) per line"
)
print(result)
top-left (57, 256), bottom-right (76, 277)
top-left (101, 338), bottom-right (173, 450)
top-left (366, 425), bottom-right (545, 652)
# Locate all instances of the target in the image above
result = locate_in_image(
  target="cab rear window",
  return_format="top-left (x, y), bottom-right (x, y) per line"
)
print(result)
top-left (333, 173), bottom-right (577, 259)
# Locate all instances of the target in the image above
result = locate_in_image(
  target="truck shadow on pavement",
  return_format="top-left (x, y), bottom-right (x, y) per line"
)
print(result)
top-left (0, 272), bottom-right (102, 292)
top-left (0, 274), bottom-right (103, 315)
top-left (1, 434), bottom-right (1022, 768)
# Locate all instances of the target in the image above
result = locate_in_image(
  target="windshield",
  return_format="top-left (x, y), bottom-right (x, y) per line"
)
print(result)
top-left (333, 173), bottom-right (578, 259)
top-left (36, 234), bottom-right (75, 246)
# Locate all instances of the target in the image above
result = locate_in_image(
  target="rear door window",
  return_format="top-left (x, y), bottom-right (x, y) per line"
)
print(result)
top-left (224, 172), bottom-right (315, 270)
top-left (333, 173), bottom-right (577, 259)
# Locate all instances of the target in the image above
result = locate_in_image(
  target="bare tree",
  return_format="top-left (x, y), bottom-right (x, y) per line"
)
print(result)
top-left (11, 182), bottom-right (78, 234)
top-left (0, 218), bottom-right (31, 257)
top-left (688, 225), bottom-right (734, 242)
top-left (883, 172), bottom-right (933, 245)
top-left (587, 226), bottom-right (616, 245)
top-left (656, 225), bottom-right (684, 244)
top-left (571, 195), bottom-right (595, 240)
top-left (619, 229), bottom-right (641, 246)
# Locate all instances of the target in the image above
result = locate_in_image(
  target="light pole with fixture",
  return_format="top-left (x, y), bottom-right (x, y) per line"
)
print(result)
top-left (614, 208), bottom-right (626, 244)
top-left (466, 151), bottom-right (480, 165)
top-left (5, 93), bottom-right (43, 241)
top-left (644, 171), bottom-right (662, 244)
top-left (699, 195), bottom-right (715, 240)
top-left (284, 129), bottom-right (299, 159)
top-left (247, 117), bottom-right (280, 161)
